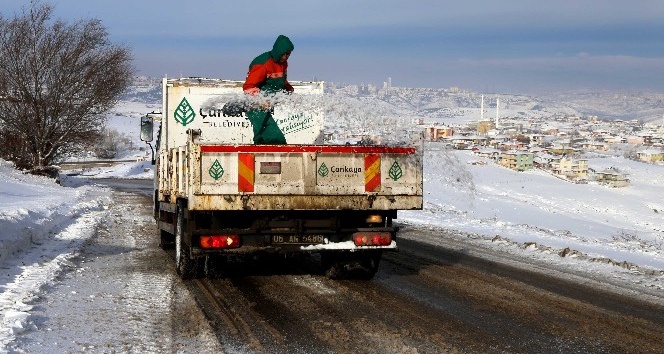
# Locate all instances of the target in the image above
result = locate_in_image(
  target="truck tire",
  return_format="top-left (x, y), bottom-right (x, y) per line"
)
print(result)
top-left (175, 204), bottom-right (200, 279)
top-left (322, 251), bottom-right (382, 280)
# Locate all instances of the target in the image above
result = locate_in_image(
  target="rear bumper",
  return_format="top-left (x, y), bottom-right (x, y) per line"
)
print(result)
top-left (190, 230), bottom-right (398, 256)
top-left (299, 240), bottom-right (397, 251)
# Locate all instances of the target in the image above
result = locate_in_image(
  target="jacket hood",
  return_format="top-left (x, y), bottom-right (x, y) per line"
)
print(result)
top-left (271, 35), bottom-right (294, 60)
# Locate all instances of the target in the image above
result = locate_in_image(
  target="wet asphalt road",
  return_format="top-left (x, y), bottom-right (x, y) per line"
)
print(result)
top-left (95, 178), bottom-right (664, 354)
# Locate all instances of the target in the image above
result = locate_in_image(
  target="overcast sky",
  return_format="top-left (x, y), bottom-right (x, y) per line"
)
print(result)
top-left (2, 0), bottom-right (664, 93)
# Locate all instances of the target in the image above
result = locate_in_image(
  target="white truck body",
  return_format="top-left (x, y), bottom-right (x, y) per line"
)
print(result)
top-left (145, 78), bottom-right (423, 279)
top-left (163, 78), bottom-right (324, 146)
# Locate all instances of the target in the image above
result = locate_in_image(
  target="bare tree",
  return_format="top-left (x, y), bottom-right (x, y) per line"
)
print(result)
top-left (0, 1), bottom-right (133, 170)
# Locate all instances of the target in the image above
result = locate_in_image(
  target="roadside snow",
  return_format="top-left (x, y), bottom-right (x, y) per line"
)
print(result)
top-left (68, 160), bottom-right (154, 180)
top-left (0, 160), bottom-right (111, 349)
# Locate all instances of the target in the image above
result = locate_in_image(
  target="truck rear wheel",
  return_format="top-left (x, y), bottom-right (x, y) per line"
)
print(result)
top-left (322, 251), bottom-right (382, 280)
top-left (175, 204), bottom-right (200, 279)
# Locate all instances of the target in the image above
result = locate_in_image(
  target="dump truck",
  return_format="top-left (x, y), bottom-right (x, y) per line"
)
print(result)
top-left (140, 77), bottom-right (423, 279)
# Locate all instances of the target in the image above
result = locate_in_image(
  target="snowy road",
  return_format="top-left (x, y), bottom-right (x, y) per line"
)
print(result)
top-left (8, 187), bottom-right (220, 353)
top-left (186, 229), bottom-right (664, 354)
top-left (6, 179), bottom-right (664, 353)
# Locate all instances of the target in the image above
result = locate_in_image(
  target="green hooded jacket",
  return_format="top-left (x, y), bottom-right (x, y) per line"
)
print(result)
top-left (244, 35), bottom-right (294, 94)
top-left (242, 35), bottom-right (295, 144)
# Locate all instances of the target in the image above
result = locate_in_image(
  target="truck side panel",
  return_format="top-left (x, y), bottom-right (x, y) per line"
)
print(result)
top-left (181, 143), bottom-right (423, 211)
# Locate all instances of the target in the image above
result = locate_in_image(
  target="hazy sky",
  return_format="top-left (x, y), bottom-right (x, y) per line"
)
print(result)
top-left (2, 0), bottom-right (664, 93)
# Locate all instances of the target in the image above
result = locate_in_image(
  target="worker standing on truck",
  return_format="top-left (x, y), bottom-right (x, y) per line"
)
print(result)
top-left (242, 34), bottom-right (295, 144)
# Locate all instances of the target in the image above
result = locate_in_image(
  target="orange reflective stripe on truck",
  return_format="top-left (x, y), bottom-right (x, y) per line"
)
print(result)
top-left (238, 153), bottom-right (255, 192)
top-left (364, 154), bottom-right (381, 192)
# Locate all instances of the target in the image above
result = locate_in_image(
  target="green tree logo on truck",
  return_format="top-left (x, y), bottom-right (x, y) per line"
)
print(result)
top-left (317, 162), bottom-right (329, 177)
top-left (174, 97), bottom-right (196, 126)
top-left (209, 159), bottom-right (225, 180)
top-left (388, 161), bottom-right (403, 181)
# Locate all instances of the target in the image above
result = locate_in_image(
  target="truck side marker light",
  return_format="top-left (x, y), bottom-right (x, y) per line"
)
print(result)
top-left (200, 235), bottom-right (241, 249)
top-left (365, 214), bottom-right (383, 224)
top-left (353, 232), bottom-right (392, 246)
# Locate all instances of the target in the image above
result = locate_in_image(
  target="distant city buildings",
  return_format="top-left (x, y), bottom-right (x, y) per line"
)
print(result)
top-left (636, 149), bottom-right (664, 163)
top-left (322, 81), bottom-right (664, 187)
top-left (594, 168), bottom-right (630, 188)
top-left (498, 151), bottom-right (533, 171)
top-left (409, 95), bottom-right (661, 186)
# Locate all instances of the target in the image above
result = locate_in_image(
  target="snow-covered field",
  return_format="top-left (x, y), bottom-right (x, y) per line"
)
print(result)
top-left (1, 92), bottom-right (663, 350)
top-left (401, 146), bottom-right (664, 292)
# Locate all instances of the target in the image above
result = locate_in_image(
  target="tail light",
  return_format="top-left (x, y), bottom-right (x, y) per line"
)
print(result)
top-left (353, 232), bottom-right (392, 246)
top-left (200, 235), bottom-right (240, 249)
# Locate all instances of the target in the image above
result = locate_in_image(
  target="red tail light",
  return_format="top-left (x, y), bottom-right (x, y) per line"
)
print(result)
top-left (353, 232), bottom-right (392, 246)
top-left (200, 235), bottom-right (240, 249)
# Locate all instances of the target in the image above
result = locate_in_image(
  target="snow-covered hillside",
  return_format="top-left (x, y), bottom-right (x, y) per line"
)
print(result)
top-left (327, 84), bottom-right (664, 123)
top-left (109, 79), bottom-right (664, 152)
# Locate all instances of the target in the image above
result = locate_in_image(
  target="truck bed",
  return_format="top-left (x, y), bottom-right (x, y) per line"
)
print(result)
top-left (158, 142), bottom-right (423, 211)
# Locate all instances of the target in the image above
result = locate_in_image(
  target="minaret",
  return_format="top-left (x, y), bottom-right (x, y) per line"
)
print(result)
top-left (495, 98), bottom-right (500, 128)
top-left (480, 95), bottom-right (484, 121)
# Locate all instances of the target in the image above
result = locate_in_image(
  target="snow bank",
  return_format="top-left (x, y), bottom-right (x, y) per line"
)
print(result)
top-left (0, 159), bottom-right (111, 348)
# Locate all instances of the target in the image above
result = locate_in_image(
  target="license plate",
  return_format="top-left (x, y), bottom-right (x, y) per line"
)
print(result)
top-left (271, 235), bottom-right (325, 244)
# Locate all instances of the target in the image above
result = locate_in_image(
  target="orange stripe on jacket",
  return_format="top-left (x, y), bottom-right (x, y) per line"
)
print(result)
top-left (243, 57), bottom-right (291, 94)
